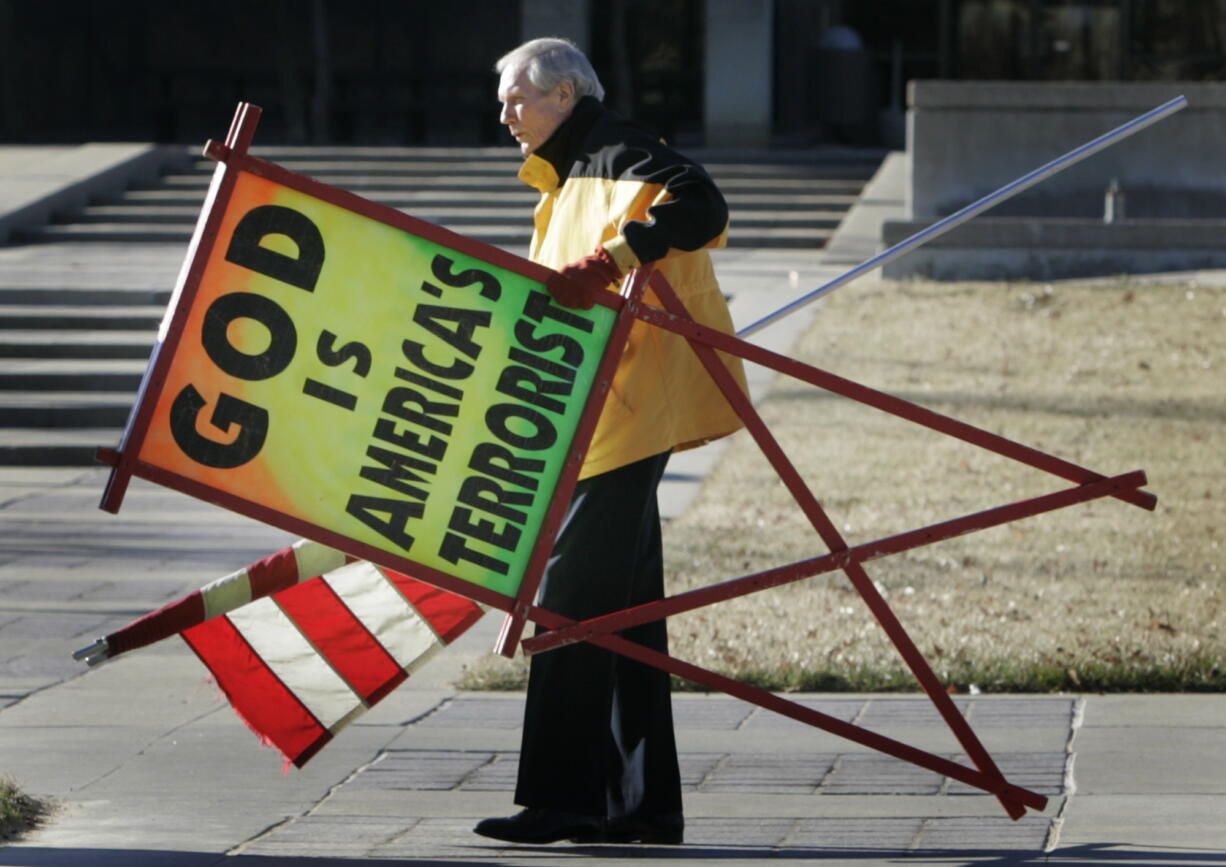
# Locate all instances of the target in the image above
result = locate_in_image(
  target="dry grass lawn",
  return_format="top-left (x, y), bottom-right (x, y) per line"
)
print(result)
top-left (462, 275), bottom-right (1224, 692)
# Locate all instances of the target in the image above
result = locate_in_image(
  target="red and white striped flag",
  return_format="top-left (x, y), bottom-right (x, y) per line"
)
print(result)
top-left (183, 555), bottom-right (483, 766)
top-left (78, 540), bottom-right (484, 767)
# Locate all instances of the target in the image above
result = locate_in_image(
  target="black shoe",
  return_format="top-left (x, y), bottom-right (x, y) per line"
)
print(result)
top-left (571, 812), bottom-right (684, 845)
top-left (473, 808), bottom-right (603, 844)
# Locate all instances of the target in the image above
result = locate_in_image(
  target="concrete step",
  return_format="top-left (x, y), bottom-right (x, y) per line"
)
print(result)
top-left (15, 224), bottom-right (200, 243)
top-left (0, 304), bottom-right (165, 330)
top-left (20, 223), bottom-right (833, 248)
top-left (729, 227), bottom-right (834, 248)
top-left (724, 178), bottom-right (871, 197)
top-left (728, 192), bottom-right (859, 211)
top-left (246, 146), bottom-right (522, 163)
top-left (68, 205), bottom-right (848, 234)
top-left (236, 144), bottom-right (884, 168)
top-left (25, 230), bottom-right (844, 252)
top-left (0, 358), bottom-right (147, 391)
top-left (205, 160), bottom-right (525, 178)
top-left (196, 149), bottom-right (879, 174)
top-left (152, 173), bottom-right (523, 194)
top-left (0, 286), bottom-right (171, 306)
top-left (0, 428), bottom-right (121, 466)
top-left (117, 187), bottom-right (540, 208)
top-left (0, 330), bottom-right (154, 359)
top-left (710, 164), bottom-right (876, 182)
top-left (149, 170), bottom-right (867, 198)
top-left (74, 205), bottom-right (203, 223)
top-left (0, 391), bottom-right (134, 428)
top-left (30, 196), bottom-right (848, 244)
top-left (115, 186), bottom-right (858, 212)
top-left (15, 222), bottom-right (534, 246)
top-left (75, 203), bottom-right (531, 225)
top-left (0, 245), bottom-right (184, 295)
top-left (735, 212), bottom-right (845, 229)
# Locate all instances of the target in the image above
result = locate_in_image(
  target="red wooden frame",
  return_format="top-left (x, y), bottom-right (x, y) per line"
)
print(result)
top-left (519, 273), bottom-right (1151, 820)
top-left (97, 102), bottom-right (1158, 822)
top-left (523, 271), bottom-right (1154, 651)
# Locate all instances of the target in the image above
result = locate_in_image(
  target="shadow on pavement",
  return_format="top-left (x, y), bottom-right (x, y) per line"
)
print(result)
top-left (556, 842), bottom-right (1226, 864)
top-left (3, 843), bottom-right (1224, 866)
top-left (0, 850), bottom-right (489, 867)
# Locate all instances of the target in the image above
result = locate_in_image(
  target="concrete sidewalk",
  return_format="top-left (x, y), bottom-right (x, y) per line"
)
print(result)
top-left (2, 146), bottom-right (1224, 865)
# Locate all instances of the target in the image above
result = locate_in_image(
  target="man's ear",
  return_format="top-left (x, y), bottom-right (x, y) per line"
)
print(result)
top-left (556, 79), bottom-right (576, 105)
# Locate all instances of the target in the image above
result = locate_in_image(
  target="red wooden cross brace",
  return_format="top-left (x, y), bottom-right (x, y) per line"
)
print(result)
top-left (520, 270), bottom-right (1153, 820)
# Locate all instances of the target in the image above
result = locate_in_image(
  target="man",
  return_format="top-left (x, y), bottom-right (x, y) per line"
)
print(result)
top-left (473, 37), bottom-right (747, 846)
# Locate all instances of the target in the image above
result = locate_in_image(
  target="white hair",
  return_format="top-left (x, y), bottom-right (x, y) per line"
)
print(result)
top-left (496, 37), bottom-right (605, 101)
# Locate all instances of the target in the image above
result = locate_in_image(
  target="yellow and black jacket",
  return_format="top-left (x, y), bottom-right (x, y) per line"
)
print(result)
top-left (518, 96), bottom-right (748, 479)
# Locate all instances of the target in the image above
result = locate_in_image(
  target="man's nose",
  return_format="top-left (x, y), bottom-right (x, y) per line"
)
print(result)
top-left (499, 103), bottom-right (513, 124)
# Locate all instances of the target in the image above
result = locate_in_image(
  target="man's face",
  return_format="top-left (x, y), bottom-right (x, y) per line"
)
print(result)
top-left (497, 66), bottom-right (575, 157)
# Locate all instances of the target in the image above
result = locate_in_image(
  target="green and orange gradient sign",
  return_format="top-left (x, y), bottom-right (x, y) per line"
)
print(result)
top-left (134, 170), bottom-right (614, 598)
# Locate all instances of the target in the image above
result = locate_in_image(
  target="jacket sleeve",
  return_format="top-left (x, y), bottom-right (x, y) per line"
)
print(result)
top-left (607, 140), bottom-right (729, 267)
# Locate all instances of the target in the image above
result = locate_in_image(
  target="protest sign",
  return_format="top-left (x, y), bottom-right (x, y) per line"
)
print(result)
top-left (99, 106), bottom-right (617, 603)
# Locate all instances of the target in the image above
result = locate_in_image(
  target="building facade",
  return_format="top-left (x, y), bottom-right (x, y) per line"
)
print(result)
top-left (1, 0), bottom-right (1222, 147)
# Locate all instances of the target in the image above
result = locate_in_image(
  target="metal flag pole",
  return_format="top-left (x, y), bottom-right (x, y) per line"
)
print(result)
top-left (737, 95), bottom-right (1188, 339)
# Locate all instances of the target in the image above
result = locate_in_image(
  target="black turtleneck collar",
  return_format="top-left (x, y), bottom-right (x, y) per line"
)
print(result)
top-left (532, 95), bottom-right (605, 186)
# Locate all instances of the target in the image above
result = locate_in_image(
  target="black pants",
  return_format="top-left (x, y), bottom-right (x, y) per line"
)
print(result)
top-left (514, 451), bottom-right (682, 819)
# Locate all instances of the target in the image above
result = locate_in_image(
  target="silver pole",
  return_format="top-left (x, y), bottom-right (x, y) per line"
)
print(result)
top-left (737, 95), bottom-right (1188, 339)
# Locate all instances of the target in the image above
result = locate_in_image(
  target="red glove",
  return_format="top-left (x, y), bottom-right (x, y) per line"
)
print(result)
top-left (545, 247), bottom-right (623, 310)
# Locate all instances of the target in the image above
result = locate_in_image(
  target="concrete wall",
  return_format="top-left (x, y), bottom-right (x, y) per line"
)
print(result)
top-left (907, 81), bottom-right (1226, 220)
top-left (881, 217), bottom-right (1226, 281)
top-left (884, 81), bottom-right (1226, 280)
